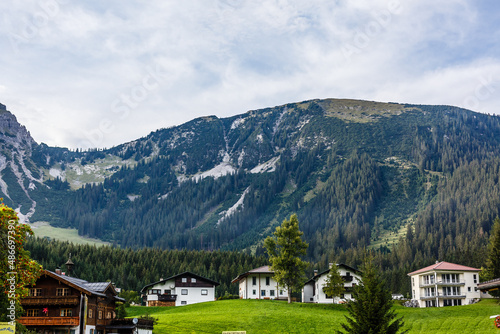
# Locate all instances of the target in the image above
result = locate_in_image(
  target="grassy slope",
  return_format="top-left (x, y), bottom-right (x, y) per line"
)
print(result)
top-left (30, 222), bottom-right (110, 246)
top-left (127, 299), bottom-right (500, 334)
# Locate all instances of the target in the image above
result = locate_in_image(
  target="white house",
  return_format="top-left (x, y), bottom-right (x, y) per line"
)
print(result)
top-left (141, 272), bottom-right (219, 307)
top-left (407, 261), bottom-right (489, 307)
top-left (231, 266), bottom-right (288, 300)
top-left (302, 263), bottom-right (362, 304)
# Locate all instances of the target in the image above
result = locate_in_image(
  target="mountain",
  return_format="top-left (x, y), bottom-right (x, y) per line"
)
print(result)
top-left (3, 99), bottom-right (500, 271)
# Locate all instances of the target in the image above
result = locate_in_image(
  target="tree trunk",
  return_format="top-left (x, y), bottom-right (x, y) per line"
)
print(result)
top-left (288, 285), bottom-right (292, 304)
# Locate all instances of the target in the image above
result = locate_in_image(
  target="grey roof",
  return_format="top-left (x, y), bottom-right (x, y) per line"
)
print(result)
top-left (477, 277), bottom-right (500, 291)
top-left (141, 271), bottom-right (220, 293)
top-left (47, 270), bottom-right (123, 301)
top-left (85, 282), bottom-right (114, 293)
top-left (304, 263), bottom-right (362, 285)
top-left (231, 266), bottom-right (274, 283)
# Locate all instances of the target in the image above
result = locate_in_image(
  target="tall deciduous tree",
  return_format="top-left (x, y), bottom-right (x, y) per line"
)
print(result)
top-left (264, 214), bottom-right (308, 303)
top-left (338, 254), bottom-right (406, 334)
top-left (0, 203), bottom-right (42, 324)
top-left (323, 264), bottom-right (345, 303)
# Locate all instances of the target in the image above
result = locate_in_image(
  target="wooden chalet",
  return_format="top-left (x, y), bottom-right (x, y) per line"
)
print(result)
top-left (18, 268), bottom-right (126, 334)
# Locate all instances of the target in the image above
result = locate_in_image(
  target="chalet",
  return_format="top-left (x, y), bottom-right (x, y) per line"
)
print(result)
top-left (18, 268), bottom-right (127, 334)
top-left (407, 261), bottom-right (490, 307)
top-left (141, 272), bottom-right (219, 307)
top-left (231, 266), bottom-right (288, 300)
top-left (302, 263), bottom-right (362, 304)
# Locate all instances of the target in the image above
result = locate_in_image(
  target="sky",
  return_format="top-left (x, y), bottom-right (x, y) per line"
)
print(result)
top-left (0, 0), bottom-right (499, 149)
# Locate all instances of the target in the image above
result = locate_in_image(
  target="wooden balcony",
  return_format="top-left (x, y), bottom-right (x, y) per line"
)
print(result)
top-left (18, 316), bottom-right (79, 326)
top-left (21, 296), bottom-right (79, 306)
top-left (158, 294), bottom-right (177, 302)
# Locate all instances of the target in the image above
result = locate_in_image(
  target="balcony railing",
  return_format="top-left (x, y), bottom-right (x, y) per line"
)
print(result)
top-left (158, 294), bottom-right (177, 302)
top-left (420, 280), bottom-right (466, 287)
top-left (420, 293), bottom-right (466, 300)
top-left (21, 296), bottom-right (79, 306)
top-left (18, 317), bottom-right (79, 326)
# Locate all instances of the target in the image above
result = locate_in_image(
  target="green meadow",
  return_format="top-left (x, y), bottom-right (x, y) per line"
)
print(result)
top-left (127, 298), bottom-right (500, 334)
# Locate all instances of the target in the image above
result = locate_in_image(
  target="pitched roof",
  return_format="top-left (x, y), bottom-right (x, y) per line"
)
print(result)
top-left (140, 271), bottom-right (220, 293)
top-left (45, 270), bottom-right (124, 301)
top-left (231, 266), bottom-right (274, 284)
top-left (477, 277), bottom-right (500, 291)
top-left (304, 263), bottom-right (361, 285)
top-left (407, 261), bottom-right (481, 276)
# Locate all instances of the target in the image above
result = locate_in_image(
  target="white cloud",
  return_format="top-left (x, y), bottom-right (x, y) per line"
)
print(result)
top-left (0, 0), bottom-right (498, 148)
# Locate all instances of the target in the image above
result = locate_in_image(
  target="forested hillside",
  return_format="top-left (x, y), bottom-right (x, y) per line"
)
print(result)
top-left (25, 237), bottom-right (267, 298)
top-left (2, 98), bottom-right (500, 296)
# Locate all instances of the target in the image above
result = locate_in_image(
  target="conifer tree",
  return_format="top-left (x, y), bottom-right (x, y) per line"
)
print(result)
top-left (483, 217), bottom-right (500, 297)
top-left (338, 254), bottom-right (407, 334)
top-left (323, 264), bottom-right (345, 303)
top-left (264, 214), bottom-right (308, 303)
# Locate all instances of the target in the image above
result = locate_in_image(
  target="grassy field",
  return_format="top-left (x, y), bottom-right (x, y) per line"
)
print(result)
top-left (127, 298), bottom-right (500, 334)
top-left (30, 222), bottom-right (110, 246)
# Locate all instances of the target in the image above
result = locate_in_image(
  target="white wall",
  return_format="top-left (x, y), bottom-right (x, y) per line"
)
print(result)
top-left (174, 286), bottom-right (215, 306)
top-left (304, 267), bottom-right (361, 304)
top-left (238, 274), bottom-right (288, 300)
top-left (146, 279), bottom-right (216, 306)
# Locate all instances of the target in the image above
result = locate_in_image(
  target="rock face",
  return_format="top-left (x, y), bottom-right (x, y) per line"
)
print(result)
top-left (0, 105), bottom-right (40, 223)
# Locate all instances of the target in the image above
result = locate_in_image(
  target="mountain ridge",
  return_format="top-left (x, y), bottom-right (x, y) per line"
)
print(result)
top-left (1, 98), bottom-right (500, 276)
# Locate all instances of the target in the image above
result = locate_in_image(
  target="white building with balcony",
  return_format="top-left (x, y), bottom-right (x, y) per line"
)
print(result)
top-left (141, 272), bottom-right (219, 307)
top-left (407, 261), bottom-right (483, 307)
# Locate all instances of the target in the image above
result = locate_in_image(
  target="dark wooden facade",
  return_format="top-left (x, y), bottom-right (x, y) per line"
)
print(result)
top-left (18, 270), bottom-right (124, 334)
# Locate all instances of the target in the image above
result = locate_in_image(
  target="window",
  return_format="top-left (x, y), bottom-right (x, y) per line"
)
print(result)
top-left (181, 301), bottom-right (187, 305)
top-left (270, 290), bottom-right (275, 297)
top-left (106, 312), bottom-right (111, 319)
top-left (164, 289), bottom-right (171, 295)
top-left (182, 278), bottom-right (187, 283)
top-left (441, 273), bottom-right (460, 284)
top-left (60, 309), bottom-right (72, 317)
top-left (98, 311), bottom-right (103, 320)
top-left (261, 290), bottom-right (266, 297)
top-left (29, 288), bottom-right (42, 296)
top-left (27, 309), bottom-right (39, 317)
top-left (181, 289), bottom-right (188, 295)
top-left (279, 290), bottom-right (283, 295)
top-left (89, 309), bottom-right (93, 318)
top-left (473, 274), bottom-right (477, 284)
top-left (424, 287), bottom-right (435, 297)
top-left (149, 289), bottom-right (161, 295)
top-left (252, 290), bottom-right (256, 295)
top-left (425, 300), bottom-right (436, 307)
top-left (201, 289), bottom-right (208, 295)
top-left (252, 277), bottom-right (257, 286)
top-left (442, 286), bottom-right (461, 296)
top-left (423, 275), bottom-right (435, 285)
top-left (192, 278), bottom-right (196, 283)
top-left (412, 277), bottom-right (414, 287)
top-left (56, 288), bottom-right (70, 296)
top-left (468, 287), bottom-right (471, 292)
top-left (90, 330), bottom-right (94, 334)
top-left (266, 277), bottom-right (270, 286)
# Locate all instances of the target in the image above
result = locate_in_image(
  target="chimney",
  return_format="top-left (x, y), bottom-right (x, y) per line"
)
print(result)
top-left (314, 270), bottom-right (318, 276)
top-left (55, 268), bottom-right (62, 275)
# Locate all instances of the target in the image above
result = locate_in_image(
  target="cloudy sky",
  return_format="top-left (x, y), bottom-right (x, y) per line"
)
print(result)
top-left (1, 0), bottom-right (499, 149)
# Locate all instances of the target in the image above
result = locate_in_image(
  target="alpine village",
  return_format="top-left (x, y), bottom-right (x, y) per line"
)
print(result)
top-left (2, 98), bottom-right (500, 334)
